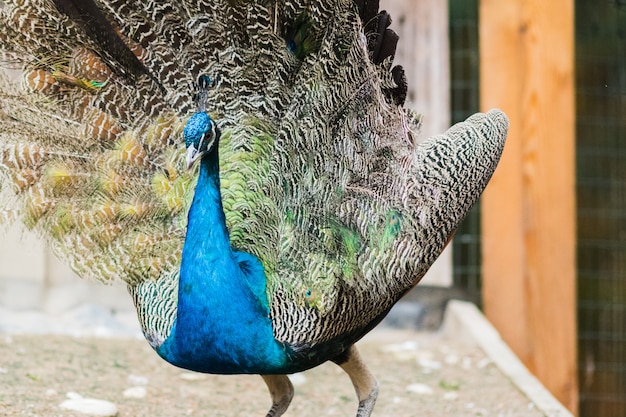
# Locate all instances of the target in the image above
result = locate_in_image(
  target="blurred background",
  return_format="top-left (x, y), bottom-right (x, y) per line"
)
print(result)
top-left (0, 1), bottom-right (624, 416)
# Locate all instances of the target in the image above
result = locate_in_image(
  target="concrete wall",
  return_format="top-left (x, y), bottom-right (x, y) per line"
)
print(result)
top-left (0, 222), bottom-right (134, 315)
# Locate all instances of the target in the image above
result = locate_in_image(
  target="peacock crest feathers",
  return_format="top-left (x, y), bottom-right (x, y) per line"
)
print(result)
top-left (0, 0), bottom-right (508, 349)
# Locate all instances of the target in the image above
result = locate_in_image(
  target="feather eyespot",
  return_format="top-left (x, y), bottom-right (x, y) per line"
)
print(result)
top-left (304, 288), bottom-right (321, 307)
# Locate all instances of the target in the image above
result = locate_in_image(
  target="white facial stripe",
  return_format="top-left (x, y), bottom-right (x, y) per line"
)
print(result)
top-left (197, 122), bottom-right (217, 151)
top-left (198, 132), bottom-right (207, 151)
top-left (209, 121), bottom-right (215, 139)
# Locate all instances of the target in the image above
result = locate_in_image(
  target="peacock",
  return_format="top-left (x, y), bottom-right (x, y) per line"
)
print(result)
top-left (0, 0), bottom-right (508, 415)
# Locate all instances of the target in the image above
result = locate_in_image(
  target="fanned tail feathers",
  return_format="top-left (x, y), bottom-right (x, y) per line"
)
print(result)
top-left (0, 0), bottom-right (507, 347)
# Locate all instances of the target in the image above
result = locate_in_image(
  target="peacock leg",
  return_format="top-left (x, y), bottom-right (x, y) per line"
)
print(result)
top-left (261, 374), bottom-right (294, 417)
top-left (332, 345), bottom-right (379, 417)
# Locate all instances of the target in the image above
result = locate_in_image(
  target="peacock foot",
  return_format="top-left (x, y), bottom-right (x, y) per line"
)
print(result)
top-left (333, 345), bottom-right (379, 417)
top-left (261, 374), bottom-right (294, 417)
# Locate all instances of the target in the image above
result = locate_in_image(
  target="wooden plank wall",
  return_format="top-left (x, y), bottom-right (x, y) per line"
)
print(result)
top-left (479, 0), bottom-right (578, 413)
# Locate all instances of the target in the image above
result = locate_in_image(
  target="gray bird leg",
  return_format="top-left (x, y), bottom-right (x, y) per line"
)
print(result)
top-left (333, 345), bottom-right (379, 417)
top-left (261, 374), bottom-right (294, 417)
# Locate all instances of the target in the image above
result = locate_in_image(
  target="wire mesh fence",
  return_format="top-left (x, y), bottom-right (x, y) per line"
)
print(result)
top-left (576, 1), bottom-right (626, 415)
top-left (451, 1), bottom-right (625, 414)
top-left (449, 0), bottom-right (482, 304)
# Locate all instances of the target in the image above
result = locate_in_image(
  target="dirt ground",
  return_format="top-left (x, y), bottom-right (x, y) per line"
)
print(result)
top-left (0, 329), bottom-right (545, 417)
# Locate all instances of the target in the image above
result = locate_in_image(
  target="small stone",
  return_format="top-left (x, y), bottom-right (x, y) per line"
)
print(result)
top-left (288, 373), bottom-right (307, 386)
top-left (415, 351), bottom-right (439, 371)
top-left (477, 358), bottom-right (491, 368)
top-left (67, 392), bottom-right (83, 400)
top-left (381, 340), bottom-right (420, 360)
top-left (418, 358), bottom-right (442, 371)
top-left (381, 340), bottom-right (420, 353)
top-left (444, 354), bottom-right (459, 365)
top-left (123, 386), bottom-right (147, 399)
top-left (406, 383), bottom-right (434, 395)
top-left (127, 374), bottom-right (148, 386)
top-left (59, 392), bottom-right (118, 416)
top-left (179, 372), bottom-right (207, 381)
top-left (45, 389), bottom-right (57, 396)
top-left (0, 367), bottom-right (7, 374)
top-left (443, 392), bottom-right (459, 401)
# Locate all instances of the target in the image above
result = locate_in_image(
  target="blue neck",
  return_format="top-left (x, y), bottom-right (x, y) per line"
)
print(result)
top-left (156, 144), bottom-right (287, 374)
top-left (182, 145), bottom-right (230, 261)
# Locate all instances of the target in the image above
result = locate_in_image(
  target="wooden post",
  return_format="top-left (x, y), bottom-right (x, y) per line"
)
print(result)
top-left (480, 0), bottom-right (578, 413)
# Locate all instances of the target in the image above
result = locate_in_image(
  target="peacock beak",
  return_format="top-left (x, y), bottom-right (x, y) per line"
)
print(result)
top-left (186, 145), bottom-right (201, 170)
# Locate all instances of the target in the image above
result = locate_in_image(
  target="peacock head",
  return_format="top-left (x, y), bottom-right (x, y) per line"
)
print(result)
top-left (184, 112), bottom-right (220, 169)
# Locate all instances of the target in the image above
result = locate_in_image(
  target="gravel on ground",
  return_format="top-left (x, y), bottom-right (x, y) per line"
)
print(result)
top-left (0, 328), bottom-right (545, 417)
